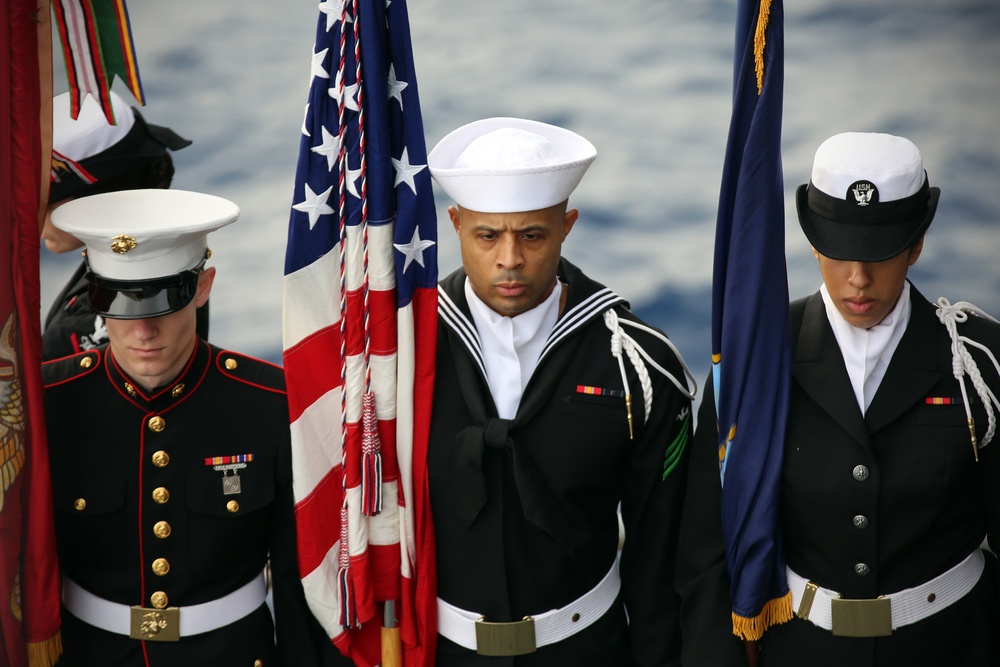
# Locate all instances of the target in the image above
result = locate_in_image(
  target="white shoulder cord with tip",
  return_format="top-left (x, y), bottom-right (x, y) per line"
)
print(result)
top-left (935, 297), bottom-right (1000, 461)
top-left (604, 309), bottom-right (697, 440)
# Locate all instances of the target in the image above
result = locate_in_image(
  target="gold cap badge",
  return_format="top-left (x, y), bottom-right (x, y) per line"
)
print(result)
top-left (110, 234), bottom-right (138, 254)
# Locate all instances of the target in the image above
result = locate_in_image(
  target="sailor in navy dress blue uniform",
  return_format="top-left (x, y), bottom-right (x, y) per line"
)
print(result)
top-left (42, 190), bottom-right (349, 666)
top-left (426, 118), bottom-right (695, 666)
top-left (677, 133), bottom-right (1000, 667)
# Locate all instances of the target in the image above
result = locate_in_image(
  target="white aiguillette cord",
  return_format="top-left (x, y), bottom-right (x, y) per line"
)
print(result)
top-left (603, 309), bottom-right (697, 439)
top-left (936, 297), bottom-right (1000, 461)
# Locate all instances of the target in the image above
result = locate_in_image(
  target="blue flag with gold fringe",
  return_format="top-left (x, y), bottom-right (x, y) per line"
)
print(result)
top-left (711, 0), bottom-right (793, 640)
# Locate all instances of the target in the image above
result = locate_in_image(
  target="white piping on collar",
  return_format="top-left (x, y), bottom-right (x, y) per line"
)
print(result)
top-left (438, 286), bottom-right (486, 379)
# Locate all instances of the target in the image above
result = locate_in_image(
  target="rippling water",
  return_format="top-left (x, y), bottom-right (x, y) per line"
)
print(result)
top-left (41, 0), bottom-right (1000, 391)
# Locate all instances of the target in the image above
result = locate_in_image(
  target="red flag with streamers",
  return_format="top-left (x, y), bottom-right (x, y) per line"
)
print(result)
top-left (1, 1), bottom-right (64, 665)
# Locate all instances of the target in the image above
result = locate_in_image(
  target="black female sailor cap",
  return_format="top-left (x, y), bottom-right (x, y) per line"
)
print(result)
top-left (796, 132), bottom-right (940, 262)
top-left (49, 189), bottom-right (238, 319)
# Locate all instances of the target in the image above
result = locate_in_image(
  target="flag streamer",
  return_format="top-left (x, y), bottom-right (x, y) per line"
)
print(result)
top-left (51, 0), bottom-right (144, 122)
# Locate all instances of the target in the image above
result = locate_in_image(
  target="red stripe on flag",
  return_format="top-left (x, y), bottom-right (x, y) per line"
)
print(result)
top-left (294, 465), bottom-right (345, 576)
top-left (348, 550), bottom-right (377, 625)
top-left (284, 323), bottom-right (343, 422)
top-left (370, 542), bottom-right (403, 601)
top-left (345, 287), bottom-right (397, 356)
top-left (376, 417), bottom-right (397, 482)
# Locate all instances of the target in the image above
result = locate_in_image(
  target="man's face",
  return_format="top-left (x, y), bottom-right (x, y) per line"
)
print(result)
top-left (450, 203), bottom-right (578, 317)
top-left (105, 268), bottom-right (214, 391)
top-left (812, 237), bottom-right (923, 329)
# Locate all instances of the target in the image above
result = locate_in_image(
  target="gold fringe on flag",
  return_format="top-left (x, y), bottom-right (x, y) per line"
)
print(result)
top-left (731, 591), bottom-right (792, 641)
top-left (753, 0), bottom-right (772, 94)
top-left (28, 632), bottom-right (63, 667)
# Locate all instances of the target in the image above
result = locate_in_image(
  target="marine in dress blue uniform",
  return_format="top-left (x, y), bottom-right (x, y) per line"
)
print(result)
top-left (42, 190), bottom-right (350, 667)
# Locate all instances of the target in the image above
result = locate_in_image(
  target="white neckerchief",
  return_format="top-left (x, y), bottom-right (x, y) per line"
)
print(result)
top-left (465, 278), bottom-right (562, 419)
top-left (821, 281), bottom-right (911, 414)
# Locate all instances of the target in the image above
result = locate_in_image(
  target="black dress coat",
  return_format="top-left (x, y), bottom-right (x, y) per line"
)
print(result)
top-left (677, 287), bottom-right (1000, 667)
top-left (429, 258), bottom-right (692, 667)
top-left (42, 339), bottom-right (349, 667)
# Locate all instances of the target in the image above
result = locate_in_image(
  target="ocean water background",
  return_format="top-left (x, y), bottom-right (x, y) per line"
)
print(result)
top-left (42, 0), bottom-right (1000, 399)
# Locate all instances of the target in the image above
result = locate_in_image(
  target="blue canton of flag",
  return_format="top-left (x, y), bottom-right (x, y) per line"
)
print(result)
top-left (711, 0), bottom-right (793, 641)
top-left (282, 1), bottom-right (439, 665)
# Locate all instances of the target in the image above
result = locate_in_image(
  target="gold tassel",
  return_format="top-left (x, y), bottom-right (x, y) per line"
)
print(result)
top-left (731, 591), bottom-right (793, 641)
top-left (28, 632), bottom-right (63, 667)
top-left (753, 0), bottom-right (773, 94)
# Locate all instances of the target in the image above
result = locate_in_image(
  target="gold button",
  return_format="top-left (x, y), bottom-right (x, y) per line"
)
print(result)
top-left (254, 661), bottom-right (263, 667)
top-left (226, 500), bottom-right (240, 513)
top-left (152, 451), bottom-right (170, 468)
top-left (153, 521), bottom-right (172, 539)
top-left (124, 382), bottom-right (136, 396)
top-left (151, 558), bottom-right (170, 576)
top-left (152, 487), bottom-right (170, 504)
top-left (171, 383), bottom-right (185, 398)
top-left (225, 358), bottom-right (238, 370)
top-left (147, 416), bottom-right (166, 433)
top-left (150, 591), bottom-right (168, 609)
top-left (79, 356), bottom-right (93, 369)
top-left (74, 498), bottom-right (86, 511)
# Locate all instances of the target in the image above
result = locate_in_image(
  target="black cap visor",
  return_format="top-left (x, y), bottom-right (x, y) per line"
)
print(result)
top-left (88, 270), bottom-right (200, 319)
top-left (796, 181), bottom-right (939, 262)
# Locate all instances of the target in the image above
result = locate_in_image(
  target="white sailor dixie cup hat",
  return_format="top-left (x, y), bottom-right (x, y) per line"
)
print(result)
top-left (50, 189), bottom-right (239, 319)
top-left (796, 132), bottom-right (940, 263)
top-left (427, 117), bottom-right (597, 213)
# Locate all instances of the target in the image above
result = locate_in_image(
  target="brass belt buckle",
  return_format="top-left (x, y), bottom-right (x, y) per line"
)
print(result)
top-left (830, 596), bottom-right (892, 637)
top-left (129, 606), bottom-right (181, 641)
top-left (474, 615), bottom-right (536, 656)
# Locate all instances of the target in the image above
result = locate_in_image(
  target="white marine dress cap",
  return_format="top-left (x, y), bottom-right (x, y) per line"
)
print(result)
top-left (428, 117), bottom-right (597, 213)
top-left (50, 189), bottom-right (239, 319)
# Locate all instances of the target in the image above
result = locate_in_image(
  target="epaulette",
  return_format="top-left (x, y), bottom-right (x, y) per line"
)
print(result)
top-left (214, 349), bottom-right (286, 395)
top-left (41, 349), bottom-right (102, 389)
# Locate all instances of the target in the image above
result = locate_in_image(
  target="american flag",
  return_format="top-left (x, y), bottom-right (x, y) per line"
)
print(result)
top-left (282, 1), bottom-right (438, 665)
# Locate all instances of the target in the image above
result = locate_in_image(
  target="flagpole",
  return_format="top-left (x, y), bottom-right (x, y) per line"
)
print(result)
top-left (380, 600), bottom-right (402, 667)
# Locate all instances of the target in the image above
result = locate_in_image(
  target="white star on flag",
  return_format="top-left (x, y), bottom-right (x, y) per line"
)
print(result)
top-left (393, 226), bottom-right (436, 274)
top-left (392, 147), bottom-right (426, 195)
top-left (387, 64), bottom-right (407, 108)
top-left (346, 164), bottom-right (363, 198)
top-left (318, 0), bottom-right (352, 32)
top-left (311, 126), bottom-right (342, 171)
top-left (332, 71), bottom-right (360, 112)
top-left (292, 183), bottom-right (335, 230)
top-left (310, 47), bottom-right (330, 80)
top-left (301, 103), bottom-right (311, 137)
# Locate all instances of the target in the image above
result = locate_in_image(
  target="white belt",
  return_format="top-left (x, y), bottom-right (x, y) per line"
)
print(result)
top-left (437, 562), bottom-right (620, 656)
top-left (788, 549), bottom-right (985, 637)
top-left (63, 572), bottom-right (267, 641)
